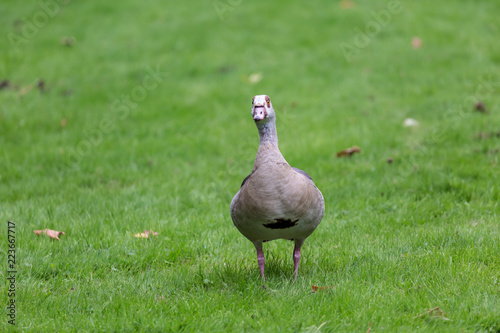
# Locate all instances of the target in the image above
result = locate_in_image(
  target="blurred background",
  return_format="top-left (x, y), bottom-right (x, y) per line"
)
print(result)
top-left (1, 0), bottom-right (499, 218)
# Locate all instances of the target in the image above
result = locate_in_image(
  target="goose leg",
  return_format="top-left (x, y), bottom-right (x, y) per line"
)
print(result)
top-left (293, 239), bottom-right (305, 280)
top-left (254, 241), bottom-right (266, 281)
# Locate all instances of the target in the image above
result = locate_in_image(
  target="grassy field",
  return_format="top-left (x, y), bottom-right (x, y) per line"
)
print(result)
top-left (1, 0), bottom-right (500, 331)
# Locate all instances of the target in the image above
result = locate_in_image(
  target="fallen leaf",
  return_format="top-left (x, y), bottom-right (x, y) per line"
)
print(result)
top-left (474, 131), bottom-right (500, 139)
top-left (414, 307), bottom-right (450, 321)
top-left (340, 0), bottom-right (355, 9)
top-left (367, 322), bottom-right (372, 333)
top-left (33, 229), bottom-right (65, 241)
top-left (248, 72), bottom-right (262, 84)
top-left (19, 84), bottom-right (34, 96)
top-left (0, 80), bottom-right (10, 90)
top-left (61, 118), bottom-right (67, 127)
top-left (37, 79), bottom-right (46, 92)
top-left (474, 132), bottom-right (489, 139)
top-left (403, 118), bottom-right (419, 127)
top-left (134, 230), bottom-right (159, 238)
top-left (474, 101), bottom-right (489, 114)
top-left (336, 146), bottom-right (361, 157)
top-left (412, 37), bottom-right (422, 49)
top-left (60, 36), bottom-right (75, 47)
top-left (312, 284), bottom-right (335, 292)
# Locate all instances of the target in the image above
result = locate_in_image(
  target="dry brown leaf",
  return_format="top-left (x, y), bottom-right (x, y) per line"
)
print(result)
top-left (0, 80), bottom-right (10, 90)
top-left (336, 146), bottom-right (361, 157)
top-left (311, 284), bottom-right (335, 293)
top-left (412, 37), bottom-right (422, 49)
top-left (33, 229), bottom-right (65, 241)
top-left (340, 0), bottom-right (355, 9)
top-left (367, 322), bottom-right (372, 333)
top-left (37, 79), bottom-right (46, 92)
top-left (61, 118), bottom-right (67, 127)
top-left (60, 36), bottom-right (75, 47)
top-left (19, 84), bottom-right (34, 96)
top-left (473, 131), bottom-right (500, 139)
top-left (414, 307), bottom-right (450, 321)
top-left (134, 230), bottom-right (159, 238)
top-left (474, 101), bottom-right (489, 114)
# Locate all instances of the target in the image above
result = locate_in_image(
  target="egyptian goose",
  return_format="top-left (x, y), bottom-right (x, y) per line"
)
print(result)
top-left (230, 95), bottom-right (325, 280)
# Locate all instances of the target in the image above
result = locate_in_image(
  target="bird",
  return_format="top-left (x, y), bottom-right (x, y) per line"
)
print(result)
top-left (230, 94), bottom-right (325, 280)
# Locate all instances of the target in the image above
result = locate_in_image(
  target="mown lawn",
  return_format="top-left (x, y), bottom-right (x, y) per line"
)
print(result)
top-left (1, 0), bottom-right (499, 331)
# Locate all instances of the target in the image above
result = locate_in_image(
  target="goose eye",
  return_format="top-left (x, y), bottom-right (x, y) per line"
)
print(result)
top-left (265, 96), bottom-right (271, 107)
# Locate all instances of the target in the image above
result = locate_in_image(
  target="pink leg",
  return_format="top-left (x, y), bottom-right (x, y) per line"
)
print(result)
top-left (254, 241), bottom-right (265, 281)
top-left (293, 239), bottom-right (305, 280)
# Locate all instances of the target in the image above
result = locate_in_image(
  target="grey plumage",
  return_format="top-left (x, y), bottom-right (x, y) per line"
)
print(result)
top-left (230, 94), bottom-right (324, 280)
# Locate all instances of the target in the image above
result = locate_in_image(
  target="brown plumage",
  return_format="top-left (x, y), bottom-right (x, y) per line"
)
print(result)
top-left (230, 95), bottom-right (324, 280)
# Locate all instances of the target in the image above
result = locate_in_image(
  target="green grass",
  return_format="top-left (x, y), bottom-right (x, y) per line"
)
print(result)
top-left (1, 0), bottom-right (500, 331)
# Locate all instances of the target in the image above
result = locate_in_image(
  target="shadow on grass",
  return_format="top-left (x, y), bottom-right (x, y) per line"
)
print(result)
top-left (200, 257), bottom-right (300, 292)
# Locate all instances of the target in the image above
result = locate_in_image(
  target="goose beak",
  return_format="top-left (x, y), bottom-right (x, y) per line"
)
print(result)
top-left (253, 105), bottom-right (267, 121)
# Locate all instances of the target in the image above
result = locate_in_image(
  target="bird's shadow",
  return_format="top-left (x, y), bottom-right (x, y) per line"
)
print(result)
top-left (208, 257), bottom-right (298, 290)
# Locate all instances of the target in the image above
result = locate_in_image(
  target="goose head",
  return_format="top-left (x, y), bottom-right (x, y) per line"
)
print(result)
top-left (251, 95), bottom-right (274, 123)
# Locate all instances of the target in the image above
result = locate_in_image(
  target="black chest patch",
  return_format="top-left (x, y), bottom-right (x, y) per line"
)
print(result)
top-left (263, 218), bottom-right (299, 229)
